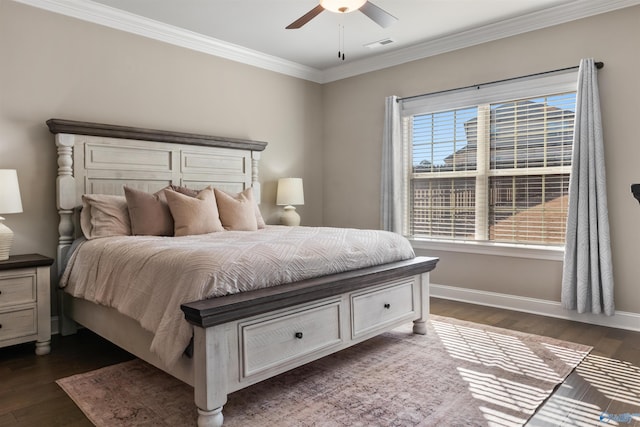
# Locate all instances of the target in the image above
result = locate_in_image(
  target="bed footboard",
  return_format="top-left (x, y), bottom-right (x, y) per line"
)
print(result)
top-left (183, 256), bottom-right (438, 426)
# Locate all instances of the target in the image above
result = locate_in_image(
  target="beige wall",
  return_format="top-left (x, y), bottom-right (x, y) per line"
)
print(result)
top-left (0, 0), bottom-right (324, 283)
top-left (322, 6), bottom-right (640, 313)
top-left (2, 0), bottom-right (639, 319)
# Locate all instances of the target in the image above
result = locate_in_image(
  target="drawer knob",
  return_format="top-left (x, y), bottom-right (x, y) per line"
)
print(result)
top-left (384, 303), bottom-right (391, 309)
top-left (294, 332), bottom-right (303, 339)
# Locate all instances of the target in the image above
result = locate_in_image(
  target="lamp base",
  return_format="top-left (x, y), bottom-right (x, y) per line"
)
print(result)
top-left (280, 205), bottom-right (301, 226)
top-left (0, 217), bottom-right (14, 261)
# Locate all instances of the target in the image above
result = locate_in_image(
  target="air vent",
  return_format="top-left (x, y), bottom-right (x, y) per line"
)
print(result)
top-left (364, 38), bottom-right (395, 49)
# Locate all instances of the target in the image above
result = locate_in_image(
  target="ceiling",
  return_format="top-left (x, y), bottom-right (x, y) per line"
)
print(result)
top-left (17, 0), bottom-right (640, 82)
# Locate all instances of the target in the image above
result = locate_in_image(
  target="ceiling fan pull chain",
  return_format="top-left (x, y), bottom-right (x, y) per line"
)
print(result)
top-left (338, 25), bottom-right (344, 61)
top-left (341, 24), bottom-right (346, 61)
top-left (337, 24), bottom-right (342, 59)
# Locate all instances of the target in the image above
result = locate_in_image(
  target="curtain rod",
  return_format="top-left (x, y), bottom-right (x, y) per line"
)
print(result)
top-left (397, 61), bottom-right (604, 103)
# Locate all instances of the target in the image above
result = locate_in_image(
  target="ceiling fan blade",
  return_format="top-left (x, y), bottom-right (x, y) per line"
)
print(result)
top-left (360, 1), bottom-right (398, 28)
top-left (286, 4), bottom-right (325, 29)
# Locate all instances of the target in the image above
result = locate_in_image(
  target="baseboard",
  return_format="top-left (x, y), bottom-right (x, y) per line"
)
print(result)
top-left (431, 283), bottom-right (640, 332)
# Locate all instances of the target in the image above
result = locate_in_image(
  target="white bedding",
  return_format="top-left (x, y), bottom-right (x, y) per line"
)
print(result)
top-left (60, 226), bottom-right (415, 367)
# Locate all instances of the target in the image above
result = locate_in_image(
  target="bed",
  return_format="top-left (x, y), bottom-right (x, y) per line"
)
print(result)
top-left (48, 118), bottom-right (438, 427)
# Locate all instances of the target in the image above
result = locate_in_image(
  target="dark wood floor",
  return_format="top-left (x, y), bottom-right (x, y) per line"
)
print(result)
top-left (0, 328), bottom-right (133, 426)
top-left (1, 298), bottom-right (639, 426)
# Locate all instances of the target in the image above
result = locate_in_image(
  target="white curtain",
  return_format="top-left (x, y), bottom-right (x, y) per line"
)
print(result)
top-left (561, 58), bottom-right (615, 315)
top-left (381, 95), bottom-right (403, 233)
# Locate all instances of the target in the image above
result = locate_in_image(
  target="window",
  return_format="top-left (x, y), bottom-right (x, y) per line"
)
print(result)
top-left (399, 71), bottom-right (577, 246)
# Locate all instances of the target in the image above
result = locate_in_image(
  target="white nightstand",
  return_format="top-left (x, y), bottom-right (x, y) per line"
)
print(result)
top-left (0, 254), bottom-right (54, 355)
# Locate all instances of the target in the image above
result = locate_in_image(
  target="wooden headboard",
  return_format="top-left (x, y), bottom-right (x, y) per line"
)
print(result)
top-left (47, 119), bottom-right (268, 266)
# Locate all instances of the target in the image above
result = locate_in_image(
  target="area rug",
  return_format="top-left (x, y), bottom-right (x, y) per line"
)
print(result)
top-left (56, 315), bottom-right (591, 426)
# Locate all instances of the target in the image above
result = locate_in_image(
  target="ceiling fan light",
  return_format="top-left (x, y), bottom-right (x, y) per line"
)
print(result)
top-left (320, 0), bottom-right (367, 14)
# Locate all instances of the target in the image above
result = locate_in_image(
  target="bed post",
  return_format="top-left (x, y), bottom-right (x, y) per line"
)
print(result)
top-left (251, 151), bottom-right (261, 202)
top-left (193, 324), bottom-right (228, 427)
top-left (55, 133), bottom-right (79, 335)
top-left (412, 271), bottom-right (430, 334)
top-left (55, 133), bottom-right (76, 269)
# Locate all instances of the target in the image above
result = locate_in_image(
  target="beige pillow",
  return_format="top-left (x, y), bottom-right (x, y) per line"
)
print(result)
top-left (214, 188), bottom-right (259, 231)
top-left (169, 184), bottom-right (199, 197)
top-left (80, 194), bottom-right (131, 239)
top-left (124, 186), bottom-right (174, 236)
top-left (165, 186), bottom-right (224, 236)
top-left (249, 188), bottom-right (267, 229)
top-left (173, 185), bottom-right (265, 229)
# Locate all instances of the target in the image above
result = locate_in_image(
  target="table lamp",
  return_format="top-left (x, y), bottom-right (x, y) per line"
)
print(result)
top-left (0, 169), bottom-right (23, 261)
top-left (276, 178), bottom-right (304, 226)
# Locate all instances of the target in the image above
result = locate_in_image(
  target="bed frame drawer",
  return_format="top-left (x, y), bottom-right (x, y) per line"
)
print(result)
top-left (351, 280), bottom-right (416, 339)
top-left (240, 300), bottom-right (342, 379)
top-left (0, 274), bottom-right (36, 308)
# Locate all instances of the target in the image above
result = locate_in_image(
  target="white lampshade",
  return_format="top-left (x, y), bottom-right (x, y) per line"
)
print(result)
top-left (276, 178), bottom-right (304, 206)
top-left (320, 0), bottom-right (366, 13)
top-left (0, 170), bottom-right (23, 214)
top-left (0, 169), bottom-right (23, 261)
top-left (276, 178), bottom-right (304, 226)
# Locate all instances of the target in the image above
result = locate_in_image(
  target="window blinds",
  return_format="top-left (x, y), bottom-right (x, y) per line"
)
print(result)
top-left (402, 69), bottom-right (578, 245)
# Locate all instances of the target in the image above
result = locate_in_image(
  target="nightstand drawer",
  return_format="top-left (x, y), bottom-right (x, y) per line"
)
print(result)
top-left (241, 301), bottom-right (342, 378)
top-left (0, 274), bottom-right (36, 308)
top-left (0, 307), bottom-right (37, 341)
top-left (0, 254), bottom-right (53, 354)
top-left (351, 280), bottom-right (415, 338)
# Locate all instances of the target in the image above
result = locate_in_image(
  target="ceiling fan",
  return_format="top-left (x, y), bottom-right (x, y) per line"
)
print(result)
top-left (286, 0), bottom-right (398, 29)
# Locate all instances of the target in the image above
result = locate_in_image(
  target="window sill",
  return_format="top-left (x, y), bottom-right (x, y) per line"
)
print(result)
top-left (409, 238), bottom-right (564, 261)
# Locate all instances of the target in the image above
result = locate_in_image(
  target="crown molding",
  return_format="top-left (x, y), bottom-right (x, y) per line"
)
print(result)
top-left (12, 0), bottom-right (640, 84)
top-left (12, 0), bottom-right (324, 82)
top-left (320, 0), bottom-right (640, 82)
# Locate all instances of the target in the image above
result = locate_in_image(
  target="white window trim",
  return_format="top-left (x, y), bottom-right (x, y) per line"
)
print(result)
top-left (400, 69), bottom-right (578, 253)
top-left (410, 237), bottom-right (564, 261)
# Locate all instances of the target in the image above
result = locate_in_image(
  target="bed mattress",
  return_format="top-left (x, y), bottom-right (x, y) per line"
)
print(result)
top-left (60, 226), bottom-right (415, 366)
